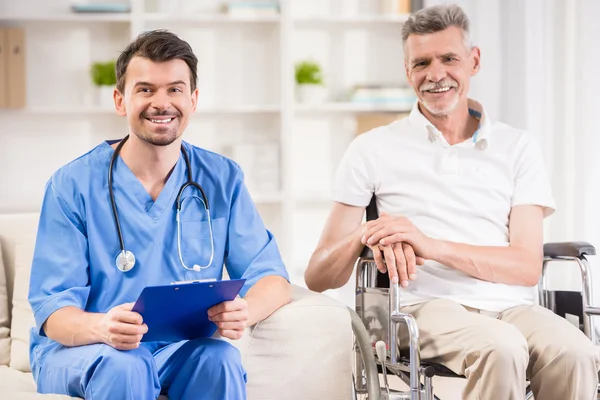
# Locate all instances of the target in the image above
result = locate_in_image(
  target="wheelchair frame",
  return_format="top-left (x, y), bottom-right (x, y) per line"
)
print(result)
top-left (350, 200), bottom-right (600, 400)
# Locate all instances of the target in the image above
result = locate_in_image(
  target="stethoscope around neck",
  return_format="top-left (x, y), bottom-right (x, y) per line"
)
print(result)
top-left (108, 135), bottom-right (215, 272)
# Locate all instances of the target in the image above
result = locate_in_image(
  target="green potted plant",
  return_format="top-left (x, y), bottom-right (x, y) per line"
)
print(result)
top-left (90, 60), bottom-right (117, 108)
top-left (295, 59), bottom-right (327, 104)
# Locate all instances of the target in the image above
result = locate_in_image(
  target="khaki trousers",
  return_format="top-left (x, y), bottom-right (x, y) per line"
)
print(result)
top-left (398, 299), bottom-right (600, 400)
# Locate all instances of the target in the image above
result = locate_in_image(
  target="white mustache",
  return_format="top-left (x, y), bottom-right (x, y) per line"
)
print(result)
top-left (420, 80), bottom-right (458, 92)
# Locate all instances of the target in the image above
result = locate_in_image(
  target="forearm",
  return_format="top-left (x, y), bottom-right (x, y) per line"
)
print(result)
top-left (43, 306), bottom-right (106, 347)
top-left (244, 275), bottom-right (291, 326)
top-left (433, 240), bottom-right (542, 286)
top-left (305, 227), bottom-right (364, 292)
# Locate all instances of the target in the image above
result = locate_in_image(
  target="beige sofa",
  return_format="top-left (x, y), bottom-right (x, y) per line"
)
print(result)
top-left (0, 213), bottom-right (354, 400)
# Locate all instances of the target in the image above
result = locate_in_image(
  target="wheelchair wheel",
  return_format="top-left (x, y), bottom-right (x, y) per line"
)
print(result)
top-left (348, 307), bottom-right (381, 400)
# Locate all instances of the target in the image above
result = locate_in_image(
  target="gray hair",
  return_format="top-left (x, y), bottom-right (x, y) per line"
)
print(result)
top-left (401, 4), bottom-right (472, 52)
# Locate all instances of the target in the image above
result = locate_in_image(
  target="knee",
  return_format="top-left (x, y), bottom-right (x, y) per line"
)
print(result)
top-left (92, 345), bottom-right (155, 380)
top-left (543, 339), bottom-right (599, 371)
top-left (167, 339), bottom-right (246, 399)
top-left (476, 326), bottom-right (529, 371)
top-left (190, 338), bottom-right (243, 368)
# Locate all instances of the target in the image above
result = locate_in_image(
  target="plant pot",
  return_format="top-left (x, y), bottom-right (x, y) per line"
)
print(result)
top-left (97, 86), bottom-right (115, 109)
top-left (296, 84), bottom-right (327, 104)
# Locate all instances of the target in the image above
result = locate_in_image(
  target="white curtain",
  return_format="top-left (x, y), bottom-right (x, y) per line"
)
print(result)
top-left (424, 0), bottom-right (600, 331)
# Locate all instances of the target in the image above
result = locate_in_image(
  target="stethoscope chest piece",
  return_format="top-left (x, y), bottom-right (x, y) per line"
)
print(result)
top-left (115, 250), bottom-right (136, 272)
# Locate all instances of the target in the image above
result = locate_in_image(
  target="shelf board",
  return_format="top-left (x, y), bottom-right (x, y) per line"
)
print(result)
top-left (0, 13), bottom-right (131, 23)
top-left (9, 106), bottom-right (117, 114)
top-left (7, 105), bottom-right (280, 115)
top-left (6, 104), bottom-right (411, 115)
top-left (0, 13), bottom-right (281, 24)
top-left (295, 102), bottom-right (413, 113)
top-left (143, 13), bottom-right (281, 23)
top-left (196, 104), bottom-right (281, 114)
top-left (294, 14), bottom-right (409, 24)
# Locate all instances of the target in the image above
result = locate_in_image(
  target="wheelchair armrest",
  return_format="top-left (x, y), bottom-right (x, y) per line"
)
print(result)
top-left (544, 241), bottom-right (596, 259)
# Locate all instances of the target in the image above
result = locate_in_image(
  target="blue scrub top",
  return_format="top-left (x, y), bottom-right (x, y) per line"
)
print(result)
top-left (27, 140), bottom-right (289, 370)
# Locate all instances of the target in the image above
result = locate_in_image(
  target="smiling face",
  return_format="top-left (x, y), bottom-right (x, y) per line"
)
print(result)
top-left (114, 56), bottom-right (198, 146)
top-left (404, 26), bottom-right (480, 116)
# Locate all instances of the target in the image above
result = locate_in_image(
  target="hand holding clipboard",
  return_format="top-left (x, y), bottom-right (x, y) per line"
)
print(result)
top-left (132, 279), bottom-right (246, 342)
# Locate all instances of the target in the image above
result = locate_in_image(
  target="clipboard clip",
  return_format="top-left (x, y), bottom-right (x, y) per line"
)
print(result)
top-left (170, 278), bottom-right (217, 285)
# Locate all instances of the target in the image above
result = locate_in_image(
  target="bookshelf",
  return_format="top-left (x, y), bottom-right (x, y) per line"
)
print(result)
top-left (0, 14), bottom-right (132, 22)
top-left (4, 104), bottom-right (282, 115)
top-left (142, 13), bottom-right (281, 23)
top-left (0, 0), bottom-right (418, 306)
top-left (293, 15), bottom-right (410, 24)
top-left (295, 102), bottom-right (413, 113)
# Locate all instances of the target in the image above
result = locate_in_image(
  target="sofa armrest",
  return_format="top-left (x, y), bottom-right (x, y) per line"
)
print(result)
top-left (233, 285), bottom-right (353, 400)
top-left (544, 242), bottom-right (596, 259)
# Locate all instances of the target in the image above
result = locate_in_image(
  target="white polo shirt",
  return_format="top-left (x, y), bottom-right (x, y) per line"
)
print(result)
top-left (333, 99), bottom-right (555, 312)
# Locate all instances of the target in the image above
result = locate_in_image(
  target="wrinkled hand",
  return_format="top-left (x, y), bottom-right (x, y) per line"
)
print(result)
top-left (99, 303), bottom-right (148, 350)
top-left (362, 213), bottom-right (436, 260)
top-left (369, 242), bottom-right (424, 288)
top-left (208, 297), bottom-right (249, 340)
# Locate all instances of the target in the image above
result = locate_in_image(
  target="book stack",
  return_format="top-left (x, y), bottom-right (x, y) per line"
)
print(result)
top-left (356, 113), bottom-right (410, 136)
top-left (381, 0), bottom-right (412, 14)
top-left (347, 84), bottom-right (416, 107)
top-left (0, 27), bottom-right (26, 109)
top-left (70, 2), bottom-right (131, 13)
top-left (223, 1), bottom-right (280, 17)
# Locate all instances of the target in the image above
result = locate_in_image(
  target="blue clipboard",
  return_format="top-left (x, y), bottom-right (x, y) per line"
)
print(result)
top-left (132, 279), bottom-right (246, 342)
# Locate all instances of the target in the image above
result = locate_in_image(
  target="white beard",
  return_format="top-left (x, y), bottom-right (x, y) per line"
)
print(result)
top-left (421, 91), bottom-right (460, 116)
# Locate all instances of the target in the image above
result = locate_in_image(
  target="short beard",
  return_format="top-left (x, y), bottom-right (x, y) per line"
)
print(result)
top-left (142, 133), bottom-right (178, 146)
top-left (135, 129), bottom-right (179, 146)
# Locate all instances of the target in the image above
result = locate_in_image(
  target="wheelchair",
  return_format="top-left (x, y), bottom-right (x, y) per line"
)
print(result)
top-left (349, 196), bottom-right (600, 400)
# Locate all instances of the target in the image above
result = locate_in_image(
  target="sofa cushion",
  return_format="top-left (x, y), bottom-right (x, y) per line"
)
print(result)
top-left (0, 365), bottom-right (169, 399)
top-left (0, 213), bottom-right (41, 368)
top-left (0, 365), bottom-right (79, 399)
top-left (0, 365), bottom-right (38, 393)
top-left (10, 240), bottom-right (36, 372)
top-left (0, 245), bottom-right (10, 366)
top-left (0, 245), bottom-right (10, 365)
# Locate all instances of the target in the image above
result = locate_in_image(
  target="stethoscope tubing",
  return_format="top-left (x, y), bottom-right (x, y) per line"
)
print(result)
top-left (108, 135), bottom-right (213, 272)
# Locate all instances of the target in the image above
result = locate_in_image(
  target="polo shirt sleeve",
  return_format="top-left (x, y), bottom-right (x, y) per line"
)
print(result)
top-left (332, 132), bottom-right (379, 207)
top-left (224, 168), bottom-right (289, 297)
top-left (28, 177), bottom-right (91, 337)
top-left (511, 133), bottom-right (556, 217)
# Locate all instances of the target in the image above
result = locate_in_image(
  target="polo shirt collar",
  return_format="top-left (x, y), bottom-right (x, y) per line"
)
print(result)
top-left (407, 98), bottom-right (492, 150)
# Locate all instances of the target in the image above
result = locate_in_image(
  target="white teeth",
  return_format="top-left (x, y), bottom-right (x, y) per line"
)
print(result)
top-left (150, 118), bottom-right (173, 124)
top-left (427, 87), bottom-right (451, 93)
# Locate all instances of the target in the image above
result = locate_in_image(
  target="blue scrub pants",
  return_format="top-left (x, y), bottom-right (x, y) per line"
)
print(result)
top-left (34, 338), bottom-right (247, 400)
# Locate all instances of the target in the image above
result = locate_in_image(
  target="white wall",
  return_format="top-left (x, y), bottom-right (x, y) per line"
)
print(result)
top-left (1, 0), bottom-right (599, 314)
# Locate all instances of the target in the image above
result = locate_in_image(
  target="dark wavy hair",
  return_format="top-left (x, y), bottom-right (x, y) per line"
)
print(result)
top-left (115, 29), bottom-right (198, 93)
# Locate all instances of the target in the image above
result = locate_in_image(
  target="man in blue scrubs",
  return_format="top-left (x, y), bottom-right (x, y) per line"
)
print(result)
top-left (28, 30), bottom-right (291, 400)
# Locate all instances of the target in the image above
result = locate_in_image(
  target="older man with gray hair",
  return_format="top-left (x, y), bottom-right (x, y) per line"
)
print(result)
top-left (305, 4), bottom-right (600, 399)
